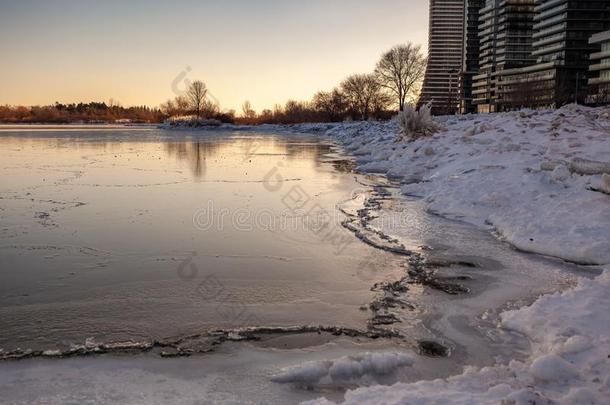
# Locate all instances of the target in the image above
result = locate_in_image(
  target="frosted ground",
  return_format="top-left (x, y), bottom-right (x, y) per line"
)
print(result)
top-left (285, 104), bottom-right (610, 404)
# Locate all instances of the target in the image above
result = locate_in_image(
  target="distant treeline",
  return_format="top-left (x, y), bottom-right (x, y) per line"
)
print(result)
top-left (235, 95), bottom-right (397, 125)
top-left (0, 102), bottom-right (165, 124)
top-left (163, 42), bottom-right (426, 125)
top-left (161, 95), bottom-right (396, 126)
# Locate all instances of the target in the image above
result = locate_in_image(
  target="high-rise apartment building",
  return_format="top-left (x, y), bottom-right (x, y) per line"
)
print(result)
top-left (588, 30), bottom-right (610, 104)
top-left (424, 0), bottom-right (610, 113)
top-left (460, 0), bottom-right (485, 113)
top-left (500, 0), bottom-right (610, 109)
top-left (471, 0), bottom-right (537, 113)
top-left (419, 0), bottom-right (466, 114)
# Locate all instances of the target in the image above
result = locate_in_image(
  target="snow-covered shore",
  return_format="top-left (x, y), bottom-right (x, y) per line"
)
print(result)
top-left (304, 270), bottom-right (610, 404)
top-left (293, 104), bottom-right (610, 266)
top-left (280, 105), bottom-right (610, 404)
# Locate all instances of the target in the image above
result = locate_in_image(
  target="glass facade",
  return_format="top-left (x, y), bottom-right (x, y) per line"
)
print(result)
top-left (430, 0), bottom-right (610, 111)
top-left (468, 0), bottom-right (610, 110)
top-left (588, 30), bottom-right (610, 104)
top-left (419, 0), bottom-right (466, 115)
top-left (471, 0), bottom-right (537, 112)
top-left (460, 0), bottom-right (485, 113)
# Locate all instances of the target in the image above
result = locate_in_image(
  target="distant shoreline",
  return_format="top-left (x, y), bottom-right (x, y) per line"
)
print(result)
top-left (0, 122), bottom-right (156, 128)
top-left (0, 121), bottom-right (157, 126)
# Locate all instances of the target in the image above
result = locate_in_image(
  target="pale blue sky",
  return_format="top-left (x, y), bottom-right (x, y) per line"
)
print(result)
top-left (0, 0), bottom-right (429, 110)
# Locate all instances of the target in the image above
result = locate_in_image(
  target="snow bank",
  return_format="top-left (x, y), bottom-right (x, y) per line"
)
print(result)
top-left (287, 106), bottom-right (610, 403)
top-left (305, 269), bottom-right (610, 405)
top-left (162, 115), bottom-right (222, 128)
top-left (272, 352), bottom-right (415, 389)
top-left (296, 105), bottom-right (610, 265)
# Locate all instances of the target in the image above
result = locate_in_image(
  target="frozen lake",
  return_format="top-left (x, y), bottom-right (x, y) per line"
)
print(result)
top-left (0, 126), bottom-right (400, 353)
top-left (0, 125), bottom-right (585, 403)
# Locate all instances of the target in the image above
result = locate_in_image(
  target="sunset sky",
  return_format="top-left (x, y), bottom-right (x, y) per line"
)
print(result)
top-left (0, 0), bottom-right (429, 112)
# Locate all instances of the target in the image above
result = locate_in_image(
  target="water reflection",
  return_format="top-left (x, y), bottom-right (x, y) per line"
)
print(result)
top-left (331, 159), bottom-right (357, 174)
top-left (163, 136), bottom-right (337, 179)
top-left (164, 141), bottom-right (218, 178)
top-left (0, 128), bottom-right (376, 352)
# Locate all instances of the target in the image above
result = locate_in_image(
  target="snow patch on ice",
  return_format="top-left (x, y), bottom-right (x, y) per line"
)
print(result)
top-left (271, 352), bottom-right (415, 388)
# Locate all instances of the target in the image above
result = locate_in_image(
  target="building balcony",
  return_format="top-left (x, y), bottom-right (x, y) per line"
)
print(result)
top-left (532, 43), bottom-right (564, 57)
top-left (589, 77), bottom-right (610, 85)
top-left (473, 72), bottom-right (491, 81)
top-left (590, 63), bottom-right (610, 72)
top-left (472, 97), bottom-right (492, 105)
top-left (589, 31), bottom-right (610, 45)
top-left (534, 0), bottom-right (565, 14)
top-left (591, 50), bottom-right (610, 61)
top-left (534, 1), bottom-right (568, 21)
top-left (532, 33), bottom-right (565, 49)
top-left (533, 12), bottom-right (567, 30)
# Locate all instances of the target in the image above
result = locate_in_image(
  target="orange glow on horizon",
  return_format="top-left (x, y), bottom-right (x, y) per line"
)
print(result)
top-left (0, 1), bottom-right (428, 112)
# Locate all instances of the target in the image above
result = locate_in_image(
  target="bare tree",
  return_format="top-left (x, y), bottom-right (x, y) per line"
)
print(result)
top-left (201, 99), bottom-right (220, 118)
top-left (341, 74), bottom-right (388, 120)
top-left (160, 99), bottom-right (177, 116)
top-left (371, 89), bottom-right (393, 118)
top-left (259, 109), bottom-right (274, 123)
top-left (313, 88), bottom-right (348, 121)
top-left (241, 100), bottom-right (256, 120)
top-left (283, 100), bottom-right (310, 123)
top-left (375, 44), bottom-right (427, 111)
top-left (175, 96), bottom-right (190, 113)
top-left (187, 81), bottom-right (208, 118)
top-left (160, 95), bottom-right (192, 117)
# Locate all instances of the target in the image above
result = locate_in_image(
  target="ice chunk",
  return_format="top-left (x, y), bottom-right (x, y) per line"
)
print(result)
top-left (570, 158), bottom-right (610, 176)
top-left (529, 354), bottom-right (578, 382)
top-left (589, 174), bottom-right (610, 195)
top-left (271, 352), bottom-right (414, 387)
